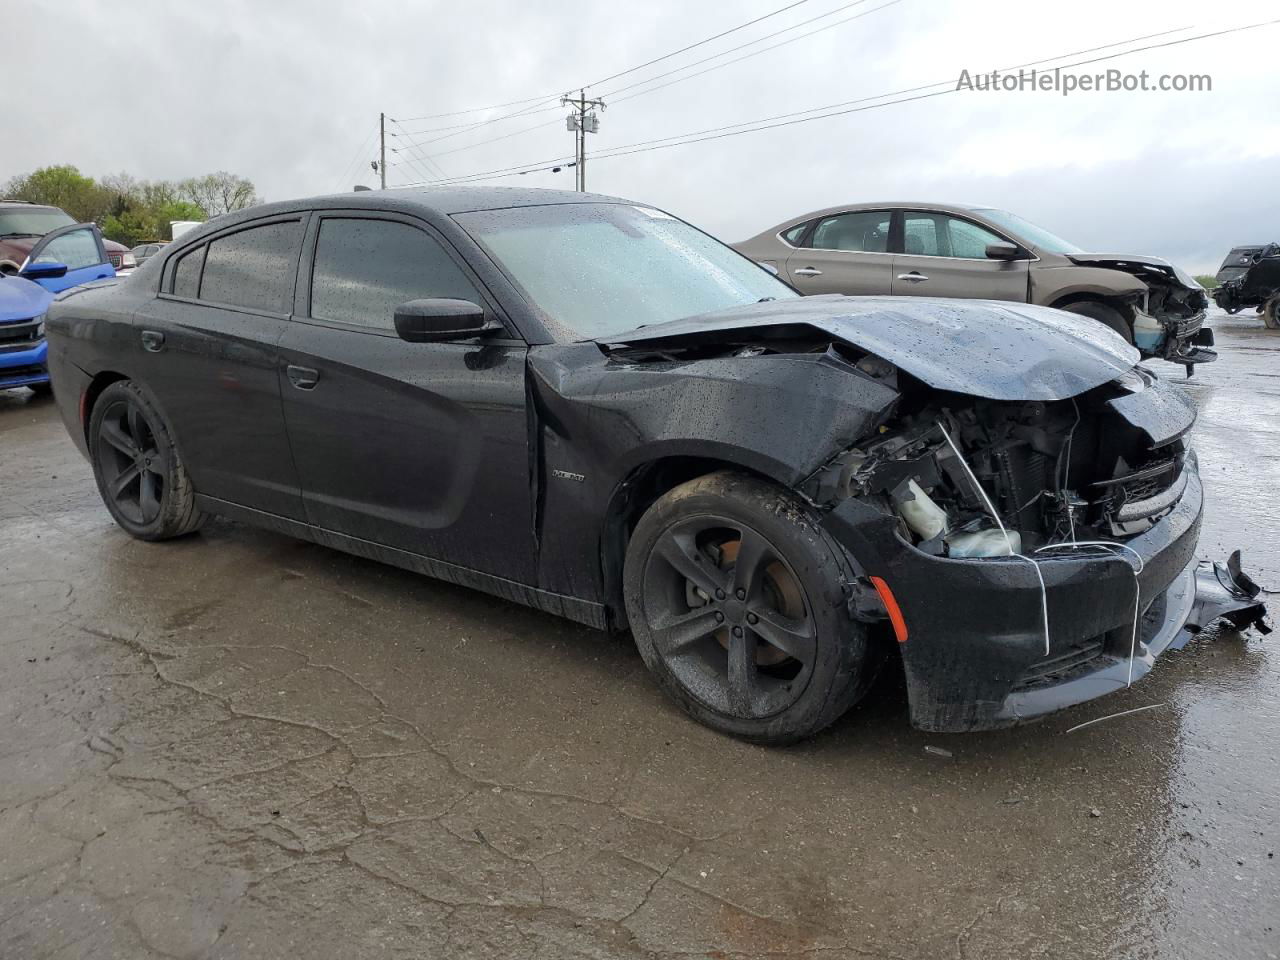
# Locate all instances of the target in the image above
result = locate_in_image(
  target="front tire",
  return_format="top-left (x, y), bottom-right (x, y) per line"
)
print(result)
top-left (623, 471), bottom-right (876, 744)
top-left (88, 380), bottom-right (204, 541)
top-left (1058, 301), bottom-right (1134, 344)
top-left (1264, 298), bottom-right (1280, 330)
top-left (28, 382), bottom-right (53, 397)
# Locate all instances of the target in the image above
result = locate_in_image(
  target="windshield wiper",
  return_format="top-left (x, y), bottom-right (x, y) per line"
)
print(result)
top-left (0, 232), bottom-right (42, 239)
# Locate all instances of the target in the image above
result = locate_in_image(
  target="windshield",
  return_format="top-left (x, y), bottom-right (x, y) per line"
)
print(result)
top-left (0, 208), bottom-right (76, 238)
top-left (455, 202), bottom-right (795, 340)
top-left (971, 208), bottom-right (1083, 255)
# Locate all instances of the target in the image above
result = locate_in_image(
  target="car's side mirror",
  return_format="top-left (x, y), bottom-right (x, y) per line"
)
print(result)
top-left (393, 299), bottom-right (494, 342)
top-left (757, 261), bottom-right (780, 276)
top-left (985, 242), bottom-right (1023, 261)
top-left (21, 261), bottom-right (69, 280)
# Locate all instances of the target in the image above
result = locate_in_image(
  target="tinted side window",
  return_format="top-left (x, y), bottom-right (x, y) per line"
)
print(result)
top-left (309, 218), bottom-right (482, 329)
top-left (199, 220), bottom-right (301, 313)
top-left (172, 246), bottom-right (204, 298)
top-left (36, 228), bottom-right (104, 270)
top-left (810, 211), bottom-right (891, 253)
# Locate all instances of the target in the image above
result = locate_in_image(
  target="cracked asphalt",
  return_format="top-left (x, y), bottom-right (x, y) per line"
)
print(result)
top-left (2, 310), bottom-right (1278, 960)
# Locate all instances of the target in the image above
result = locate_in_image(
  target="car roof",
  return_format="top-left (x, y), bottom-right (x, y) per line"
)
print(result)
top-left (776, 201), bottom-right (993, 225)
top-left (166, 187), bottom-right (645, 247)
top-left (0, 200), bottom-right (63, 211)
top-left (227, 186), bottom-right (634, 221)
top-left (380, 186), bottom-right (630, 215)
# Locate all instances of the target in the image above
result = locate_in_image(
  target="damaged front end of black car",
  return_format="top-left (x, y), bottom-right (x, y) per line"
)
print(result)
top-left (602, 296), bottom-right (1267, 733)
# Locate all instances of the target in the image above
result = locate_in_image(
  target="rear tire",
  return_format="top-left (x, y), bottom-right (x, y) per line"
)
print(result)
top-left (623, 471), bottom-right (877, 744)
top-left (1058, 301), bottom-right (1134, 344)
top-left (1264, 298), bottom-right (1280, 330)
top-left (28, 382), bottom-right (53, 397)
top-left (88, 380), bottom-right (204, 541)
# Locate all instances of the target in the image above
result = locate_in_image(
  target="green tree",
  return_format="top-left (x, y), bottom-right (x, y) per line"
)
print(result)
top-left (3, 165), bottom-right (110, 223)
top-left (178, 172), bottom-right (258, 216)
top-left (102, 199), bottom-right (208, 245)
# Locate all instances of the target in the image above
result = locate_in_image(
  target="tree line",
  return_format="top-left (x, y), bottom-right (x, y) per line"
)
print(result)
top-left (2, 165), bottom-right (261, 247)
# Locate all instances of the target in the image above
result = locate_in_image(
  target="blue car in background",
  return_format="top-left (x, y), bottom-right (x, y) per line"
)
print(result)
top-left (0, 223), bottom-right (115, 395)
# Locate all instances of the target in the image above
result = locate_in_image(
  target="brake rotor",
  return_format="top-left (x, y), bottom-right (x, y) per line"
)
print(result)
top-left (712, 538), bottom-right (803, 666)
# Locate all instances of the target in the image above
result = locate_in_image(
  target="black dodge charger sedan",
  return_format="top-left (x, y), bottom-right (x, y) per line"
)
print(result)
top-left (44, 188), bottom-right (1266, 743)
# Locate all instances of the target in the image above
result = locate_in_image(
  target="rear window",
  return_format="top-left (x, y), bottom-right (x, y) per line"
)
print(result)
top-left (198, 220), bottom-right (301, 313)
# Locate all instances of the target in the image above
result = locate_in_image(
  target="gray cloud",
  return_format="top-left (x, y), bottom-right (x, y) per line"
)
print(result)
top-left (6, 0), bottom-right (1276, 274)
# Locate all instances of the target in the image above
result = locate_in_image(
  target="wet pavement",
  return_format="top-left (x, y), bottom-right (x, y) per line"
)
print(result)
top-left (1, 311), bottom-right (1277, 960)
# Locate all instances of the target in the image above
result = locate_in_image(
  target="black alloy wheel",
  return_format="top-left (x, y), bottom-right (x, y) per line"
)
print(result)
top-left (89, 380), bottom-right (204, 540)
top-left (97, 396), bottom-right (167, 526)
top-left (642, 516), bottom-right (817, 721)
top-left (625, 471), bottom-right (878, 744)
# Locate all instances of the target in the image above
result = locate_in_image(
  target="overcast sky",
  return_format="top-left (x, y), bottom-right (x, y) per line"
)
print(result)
top-left (7, 0), bottom-right (1277, 272)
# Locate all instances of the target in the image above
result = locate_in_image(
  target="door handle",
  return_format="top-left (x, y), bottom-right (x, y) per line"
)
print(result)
top-left (140, 330), bottom-right (165, 352)
top-left (897, 272), bottom-right (929, 282)
top-left (793, 267), bottom-right (823, 277)
top-left (286, 365), bottom-right (320, 390)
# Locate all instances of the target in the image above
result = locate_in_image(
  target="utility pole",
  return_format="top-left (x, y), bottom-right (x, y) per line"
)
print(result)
top-left (379, 112), bottom-right (387, 190)
top-left (562, 90), bottom-right (604, 191)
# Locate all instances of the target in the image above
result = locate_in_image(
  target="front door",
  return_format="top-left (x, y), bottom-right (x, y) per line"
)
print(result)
top-left (784, 209), bottom-right (894, 296)
top-left (131, 215), bottom-right (305, 519)
top-left (892, 212), bottom-right (1030, 301)
top-left (278, 212), bottom-right (536, 584)
top-left (21, 224), bottom-right (115, 292)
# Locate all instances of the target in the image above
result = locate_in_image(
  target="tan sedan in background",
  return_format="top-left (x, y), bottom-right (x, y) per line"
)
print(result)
top-left (733, 202), bottom-right (1216, 371)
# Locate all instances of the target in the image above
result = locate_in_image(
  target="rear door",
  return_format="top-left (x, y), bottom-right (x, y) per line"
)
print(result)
top-left (21, 224), bottom-right (115, 292)
top-left (784, 210), bottom-right (894, 296)
top-left (892, 211), bottom-right (1029, 301)
top-left (278, 211), bottom-right (536, 583)
top-left (131, 215), bottom-right (306, 519)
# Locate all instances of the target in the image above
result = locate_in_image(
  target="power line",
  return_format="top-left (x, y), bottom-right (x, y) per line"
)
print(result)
top-left (587, 0), bottom-right (813, 88)
top-left (389, 118), bottom-right (448, 181)
top-left (391, 102), bottom-right (565, 138)
top-left (588, 17), bottom-right (1280, 164)
top-left (576, 23), bottom-right (1202, 162)
top-left (603, 0), bottom-right (902, 108)
top-left (388, 0), bottom-right (820, 153)
top-left (392, 92), bottom-right (561, 123)
top-left (600, 0), bottom-right (883, 99)
top-left (397, 18), bottom-right (1275, 189)
top-left (392, 0), bottom-right (900, 164)
top-left (330, 122), bottom-right (380, 193)
top-left (400, 115), bottom-right (566, 164)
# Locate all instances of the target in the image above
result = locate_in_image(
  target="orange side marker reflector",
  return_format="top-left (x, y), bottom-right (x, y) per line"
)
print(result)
top-left (870, 576), bottom-right (908, 645)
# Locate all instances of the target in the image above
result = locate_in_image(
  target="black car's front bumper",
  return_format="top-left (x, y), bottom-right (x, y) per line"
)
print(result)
top-left (822, 465), bottom-right (1267, 732)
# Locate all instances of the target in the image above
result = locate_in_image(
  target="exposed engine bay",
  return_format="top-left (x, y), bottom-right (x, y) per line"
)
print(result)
top-left (805, 370), bottom-right (1193, 556)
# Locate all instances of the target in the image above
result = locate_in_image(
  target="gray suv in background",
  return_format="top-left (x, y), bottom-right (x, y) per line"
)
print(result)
top-left (734, 202), bottom-right (1215, 371)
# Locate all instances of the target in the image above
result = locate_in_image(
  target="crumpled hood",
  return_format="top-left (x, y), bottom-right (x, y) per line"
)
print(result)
top-left (0, 275), bottom-right (54, 322)
top-left (1066, 252), bottom-right (1204, 293)
top-left (601, 295), bottom-right (1140, 401)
